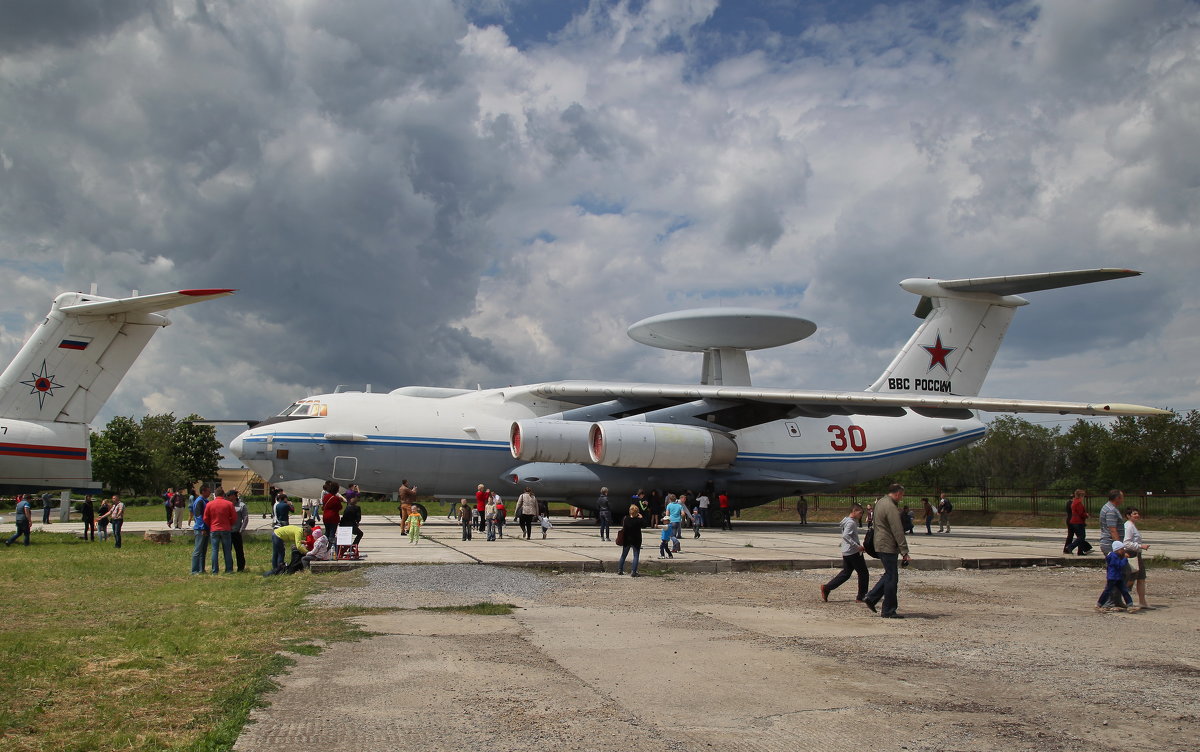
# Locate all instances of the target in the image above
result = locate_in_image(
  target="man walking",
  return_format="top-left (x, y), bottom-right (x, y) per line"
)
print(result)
top-left (41, 491), bottom-right (54, 525)
top-left (1098, 490), bottom-right (1124, 556)
top-left (862, 484), bottom-right (911, 619)
top-left (97, 495), bottom-right (126, 548)
top-left (204, 489), bottom-right (237, 574)
top-left (5, 495), bottom-right (32, 546)
top-left (820, 503), bottom-right (869, 603)
top-left (719, 491), bottom-right (732, 530)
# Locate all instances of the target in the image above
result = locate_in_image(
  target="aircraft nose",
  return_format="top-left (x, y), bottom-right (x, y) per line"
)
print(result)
top-left (229, 432), bottom-right (247, 459)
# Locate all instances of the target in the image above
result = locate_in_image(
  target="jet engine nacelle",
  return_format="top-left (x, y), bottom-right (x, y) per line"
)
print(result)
top-left (588, 422), bottom-right (738, 469)
top-left (509, 420), bottom-right (593, 463)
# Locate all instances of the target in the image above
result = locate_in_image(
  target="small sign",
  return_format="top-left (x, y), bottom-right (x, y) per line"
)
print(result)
top-left (336, 526), bottom-right (354, 546)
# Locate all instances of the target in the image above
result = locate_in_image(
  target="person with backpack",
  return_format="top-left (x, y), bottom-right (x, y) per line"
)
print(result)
top-left (937, 493), bottom-right (953, 533)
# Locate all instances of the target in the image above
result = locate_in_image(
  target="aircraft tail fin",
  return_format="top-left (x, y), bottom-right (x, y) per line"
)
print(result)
top-left (0, 289), bottom-right (233, 424)
top-left (866, 269), bottom-right (1140, 397)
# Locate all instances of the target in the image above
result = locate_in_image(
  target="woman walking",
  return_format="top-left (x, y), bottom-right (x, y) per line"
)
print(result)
top-left (1123, 507), bottom-right (1151, 611)
top-left (618, 505), bottom-right (644, 577)
top-left (516, 487), bottom-right (539, 539)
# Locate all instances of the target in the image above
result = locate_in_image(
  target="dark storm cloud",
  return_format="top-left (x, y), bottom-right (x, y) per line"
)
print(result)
top-left (0, 0), bottom-right (155, 53)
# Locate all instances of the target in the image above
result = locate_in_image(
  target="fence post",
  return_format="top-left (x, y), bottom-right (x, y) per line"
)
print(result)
top-left (1032, 487), bottom-right (1038, 516)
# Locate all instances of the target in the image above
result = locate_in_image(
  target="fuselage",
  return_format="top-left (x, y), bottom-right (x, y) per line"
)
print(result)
top-left (0, 419), bottom-right (91, 492)
top-left (231, 386), bottom-right (986, 508)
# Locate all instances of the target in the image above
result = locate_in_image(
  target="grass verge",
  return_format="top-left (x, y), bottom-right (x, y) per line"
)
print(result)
top-left (418, 602), bottom-right (517, 615)
top-left (0, 533), bottom-right (379, 751)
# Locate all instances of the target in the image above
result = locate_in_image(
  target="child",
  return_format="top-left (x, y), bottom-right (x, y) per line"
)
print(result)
top-left (407, 509), bottom-right (423, 544)
top-left (659, 524), bottom-right (674, 559)
top-left (692, 508), bottom-right (702, 539)
top-left (1097, 541), bottom-right (1134, 611)
top-left (458, 499), bottom-right (473, 541)
top-left (485, 498), bottom-right (497, 542)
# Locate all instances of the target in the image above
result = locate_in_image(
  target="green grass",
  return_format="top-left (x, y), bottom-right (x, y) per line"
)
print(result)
top-left (417, 602), bottom-right (518, 615)
top-left (0, 533), bottom-right (379, 751)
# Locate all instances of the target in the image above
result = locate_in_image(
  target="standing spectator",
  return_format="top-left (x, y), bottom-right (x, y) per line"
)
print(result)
top-left (204, 490), bottom-right (237, 573)
top-left (618, 505), bottom-right (643, 576)
top-left (458, 499), bottom-right (473, 541)
top-left (1064, 489), bottom-right (1091, 555)
top-left (97, 496), bottom-right (111, 543)
top-left (80, 494), bottom-right (96, 542)
top-left (820, 503), bottom-right (869, 603)
top-left (696, 492), bottom-right (710, 528)
top-left (398, 479), bottom-right (418, 533)
top-left (1098, 490), bottom-right (1124, 556)
top-left (936, 493), bottom-right (952, 533)
top-left (230, 490), bottom-right (249, 572)
top-left (864, 504), bottom-right (874, 528)
top-left (1123, 507), bottom-right (1151, 611)
top-left (515, 487), bottom-right (538, 540)
top-left (921, 498), bottom-right (934, 535)
top-left (321, 481), bottom-right (343, 542)
top-left (97, 495), bottom-right (126, 548)
top-left (719, 491), bottom-right (732, 530)
top-left (901, 504), bottom-right (914, 534)
top-left (301, 496), bottom-right (315, 525)
top-left (190, 485), bottom-right (211, 574)
top-left (485, 497), bottom-right (497, 542)
top-left (272, 492), bottom-right (294, 529)
top-left (41, 491), bottom-right (54, 525)
top-left (493, 492), bottom-right (506, 539)
top-left (596, 487), bottom-right (612, 541)
top-left (861, 484), bottom-right (910, 619)
top-left (172, 489), bottom-right (188, 529)
top-left (644, 490), bottom-right (659, 527)
top-left (797, 496), bottom-right (808, 526)
top-left (163, 488), bottom-right (175, 524)
top-left (4, 495), bottom-right (32, 546)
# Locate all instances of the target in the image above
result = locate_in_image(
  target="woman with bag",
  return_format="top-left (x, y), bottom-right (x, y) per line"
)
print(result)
top-left (1123, 507), bottom-right (1151, 611)
top-left (617, 505), bottom-right (644, 577)
top-left (516, 487), bottom-right (539, 540)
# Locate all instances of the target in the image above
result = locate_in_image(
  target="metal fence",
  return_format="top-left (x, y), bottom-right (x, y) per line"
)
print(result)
top-left (787, 490), bottom-right (1200, 518)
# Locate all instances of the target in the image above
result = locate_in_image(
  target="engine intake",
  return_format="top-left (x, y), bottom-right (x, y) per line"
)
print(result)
top-left (588, 422), bottom-right (738, 469)
top-left (509, 420), bottom-right (593, 463)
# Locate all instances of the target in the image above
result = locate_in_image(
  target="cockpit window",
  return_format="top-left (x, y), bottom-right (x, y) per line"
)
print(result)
top-left (275, 401), bottom-right (328, 417)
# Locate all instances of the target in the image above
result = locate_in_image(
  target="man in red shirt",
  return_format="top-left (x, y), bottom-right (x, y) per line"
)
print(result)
top-left (1064, 489), bottom-right (1091, 555)
top-left (475, 484), bottom-right (489, 532)
top-left (718, 492), bottom-right (732, 530)
top-left (321, 480), bottom-right (344, 542)
top-left (203, 489), bottom-right (238, 573)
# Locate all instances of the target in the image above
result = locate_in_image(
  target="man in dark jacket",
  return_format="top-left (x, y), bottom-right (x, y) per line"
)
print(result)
top-left (862, 484), bottom-right (911, 619)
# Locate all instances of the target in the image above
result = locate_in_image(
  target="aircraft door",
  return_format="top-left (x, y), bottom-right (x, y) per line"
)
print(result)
top-left (332, 456), bottom-right (358, 482)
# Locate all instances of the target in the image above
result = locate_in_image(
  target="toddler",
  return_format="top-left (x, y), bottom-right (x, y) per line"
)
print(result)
top-left (1097, 541), bottom-right (1133, 611)
top-left (408, 510), bottom-right (422, 544)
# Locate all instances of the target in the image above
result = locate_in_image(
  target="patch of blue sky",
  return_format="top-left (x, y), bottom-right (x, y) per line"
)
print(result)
top-left (524, 230), bottom-right (557, 245)
top-left (655, 216), bottom-right (694, 243)
top-left (0, 256), bottom-right (64, 279)
top-left (572, 194), bottom-right (626, 216)
top-left (464, 0), bottom-right (589, 50)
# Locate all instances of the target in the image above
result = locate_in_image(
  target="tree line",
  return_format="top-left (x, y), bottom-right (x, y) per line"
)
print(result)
top-left (888, 411), bottom-right (1200, 493)
top-left (90, 413), bottom-right (223, 495)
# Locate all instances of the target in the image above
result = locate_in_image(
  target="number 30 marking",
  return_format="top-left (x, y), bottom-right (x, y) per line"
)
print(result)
top-left (827, 424), bottom-right (867, 452)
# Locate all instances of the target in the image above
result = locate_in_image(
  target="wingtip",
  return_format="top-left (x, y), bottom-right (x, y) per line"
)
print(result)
top-left (179, 289), bottom-right (237, 296)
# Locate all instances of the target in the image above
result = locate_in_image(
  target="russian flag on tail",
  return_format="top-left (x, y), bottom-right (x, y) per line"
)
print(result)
top-left (58, 336), bottom-right (92, 351)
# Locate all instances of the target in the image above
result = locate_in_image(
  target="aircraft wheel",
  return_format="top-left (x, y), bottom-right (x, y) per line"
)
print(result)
top-left (413, 503), bottom-right (428, 521)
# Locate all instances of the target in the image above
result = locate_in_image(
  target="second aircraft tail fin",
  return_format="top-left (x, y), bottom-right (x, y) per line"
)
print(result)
top-left (0, 289), bottom-right (234, 424)
top-left (866, 269), bottom-right (1140, 397)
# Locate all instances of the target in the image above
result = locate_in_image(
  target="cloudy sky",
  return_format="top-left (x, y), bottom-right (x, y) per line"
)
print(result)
top-left (1, 0), bottom-right (1197, 446)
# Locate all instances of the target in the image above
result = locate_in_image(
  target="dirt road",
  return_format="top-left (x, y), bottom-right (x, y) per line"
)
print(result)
top-left (236, 565), bottom-right (1200, 752)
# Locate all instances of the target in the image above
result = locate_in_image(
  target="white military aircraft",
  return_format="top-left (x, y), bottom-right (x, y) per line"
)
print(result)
top-left (230, 269), bottom-right (1166, 510)
top-left (0, 288), bottom-right (233, 491)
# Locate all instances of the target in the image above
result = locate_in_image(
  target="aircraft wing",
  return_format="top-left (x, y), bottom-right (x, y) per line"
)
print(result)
top-left (58, 289), bottom-right (236, 316)
top-left (526, 381), bottom-right (1169, 419)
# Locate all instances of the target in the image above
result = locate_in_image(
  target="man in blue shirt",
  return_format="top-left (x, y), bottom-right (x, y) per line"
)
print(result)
top-left (664, 494), bottom-right (691, 551)
top-left (190, 485), bottom-right (211, 574)
top-left (5, 495), bottom-right (33, 546)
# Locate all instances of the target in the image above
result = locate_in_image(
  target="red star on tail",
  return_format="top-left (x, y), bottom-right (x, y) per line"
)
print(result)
top-left (921, 334), bottom-right (955, 372)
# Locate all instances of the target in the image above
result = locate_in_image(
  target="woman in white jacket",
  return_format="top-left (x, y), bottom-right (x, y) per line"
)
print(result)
top-left (1122, 507), bottom-right (1151, 611)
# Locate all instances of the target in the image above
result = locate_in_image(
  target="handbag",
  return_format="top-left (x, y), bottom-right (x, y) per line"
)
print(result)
top-left (863, 528), bottom-right (879, 558)
top-left (615, 528), bottom-right (625, 546)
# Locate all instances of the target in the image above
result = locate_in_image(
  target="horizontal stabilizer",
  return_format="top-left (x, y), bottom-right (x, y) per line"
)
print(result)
top-left (59, 289), bottom-right (235, 316)
top-left (935, 268), bottom-right (1139, 296)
